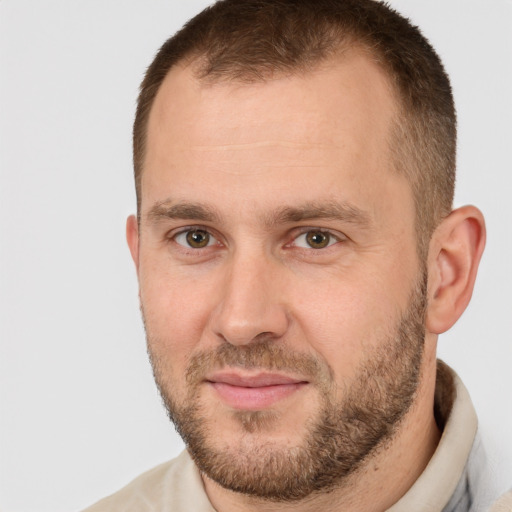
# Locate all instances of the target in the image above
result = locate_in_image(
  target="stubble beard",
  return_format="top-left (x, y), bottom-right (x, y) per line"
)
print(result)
top-left (146, 273), bottom-right (427, 502)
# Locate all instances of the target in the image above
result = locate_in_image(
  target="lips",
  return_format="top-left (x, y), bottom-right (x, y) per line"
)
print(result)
top-left (205, 371), bottom-right (308, 410)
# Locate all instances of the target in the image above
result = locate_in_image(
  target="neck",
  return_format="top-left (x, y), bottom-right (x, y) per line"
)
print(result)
top-left (202, 356), bottom-right (441, 512)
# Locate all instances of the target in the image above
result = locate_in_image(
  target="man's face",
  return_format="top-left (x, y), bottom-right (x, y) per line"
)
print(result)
top-left (130, 53), bottom-right (427, 499)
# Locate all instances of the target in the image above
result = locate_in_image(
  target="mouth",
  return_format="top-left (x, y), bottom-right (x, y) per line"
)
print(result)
top-left (205, 371), bottom-right (309, 410)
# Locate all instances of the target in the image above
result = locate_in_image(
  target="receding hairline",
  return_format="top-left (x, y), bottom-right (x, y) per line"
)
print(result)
top-left (133, 0), bottom-right (456, 262)
top-left (139, 41), bottom-right (404, 178)
top-left (186, 31), bottom-right (364, 83)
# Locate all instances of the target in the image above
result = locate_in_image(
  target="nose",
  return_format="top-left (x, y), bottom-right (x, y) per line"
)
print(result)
top-left (209, 252), bottom-right (290, 346)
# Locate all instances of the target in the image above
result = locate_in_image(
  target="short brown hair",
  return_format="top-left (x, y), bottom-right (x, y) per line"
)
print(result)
top-left (133, 0), bottom-right (456, 255)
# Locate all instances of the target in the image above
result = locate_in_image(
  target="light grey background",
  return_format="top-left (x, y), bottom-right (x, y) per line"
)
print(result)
top-left (1, 1), bottom-right (511, 511)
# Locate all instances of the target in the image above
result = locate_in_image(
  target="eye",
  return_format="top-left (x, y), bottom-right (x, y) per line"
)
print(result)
top-left (293, 230), bottom-right (339, 249)
top-left (174, 229), bottom-right (217, 249)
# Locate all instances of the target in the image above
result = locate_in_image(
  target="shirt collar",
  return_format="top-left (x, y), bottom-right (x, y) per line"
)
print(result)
top-left (387, 361), bottom-right (478, 512)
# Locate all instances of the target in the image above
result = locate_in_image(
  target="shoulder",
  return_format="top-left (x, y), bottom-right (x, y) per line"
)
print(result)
top-left (489, 490), bottom-right (512, 512)
top-left (82, 451), bottom-right (214, 512)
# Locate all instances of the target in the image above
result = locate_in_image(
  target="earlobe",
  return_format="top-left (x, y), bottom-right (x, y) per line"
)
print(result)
top-left (426, 206), bottom-right (486, 334)
top-left (126, 215), bottom-right (140, 271)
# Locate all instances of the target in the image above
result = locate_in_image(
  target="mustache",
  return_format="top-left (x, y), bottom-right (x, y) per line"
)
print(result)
top-left (185, 338), bottom-right (333, 386)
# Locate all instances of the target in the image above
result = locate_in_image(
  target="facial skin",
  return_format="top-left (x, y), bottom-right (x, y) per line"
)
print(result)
top-left (126, 52), bottom-right (477, 511)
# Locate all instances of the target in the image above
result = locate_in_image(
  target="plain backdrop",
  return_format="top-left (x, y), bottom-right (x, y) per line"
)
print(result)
top-left (1, 1), bottom-right (511, 511)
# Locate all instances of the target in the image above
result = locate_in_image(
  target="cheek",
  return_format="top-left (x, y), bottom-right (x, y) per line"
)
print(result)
top-left (138, 257), bottom-right (218, 374)
top-left (291, 271), bottom-right (402, 381)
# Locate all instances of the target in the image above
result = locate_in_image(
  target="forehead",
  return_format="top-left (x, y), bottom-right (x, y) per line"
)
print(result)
top-left (147, 51), bottom-right (397, 153)
top-left (142, 52), bottom-right (410, 226)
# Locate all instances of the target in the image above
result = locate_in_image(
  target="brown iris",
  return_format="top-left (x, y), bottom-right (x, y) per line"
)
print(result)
top-left (186, 229), bottom-right (210, 248)
top-left (305, 231), bottom-right (331, 249)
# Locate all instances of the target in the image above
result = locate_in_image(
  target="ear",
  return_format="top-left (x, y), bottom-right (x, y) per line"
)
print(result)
top-left (126, 215), bottom-right (140, 271)
top-left (426, 205), bottom-right (486, 334)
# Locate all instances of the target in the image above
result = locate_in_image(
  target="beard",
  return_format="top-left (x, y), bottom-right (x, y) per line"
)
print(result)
top-left (146, 272), bottom-right (428, 502)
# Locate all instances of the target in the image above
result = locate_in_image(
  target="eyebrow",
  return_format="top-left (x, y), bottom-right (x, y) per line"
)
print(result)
top-left (268, 201), bottom-right (372, 228)
top-left (146, 200), bottom-right (221, 224)
top-left (145, 199), bottom-right (372, 229)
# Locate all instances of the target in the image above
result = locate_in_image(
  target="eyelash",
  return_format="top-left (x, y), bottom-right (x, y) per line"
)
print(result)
top-left (170, 226), bottom-right (222, 251)
top-left (168, 226), bottom-right (346, 252)
top-left (289, 229), bottom-right (344, 250)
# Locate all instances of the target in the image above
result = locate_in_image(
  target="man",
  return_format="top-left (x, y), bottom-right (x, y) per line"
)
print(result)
top-left (85, 0), bottom-right (510, 510)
